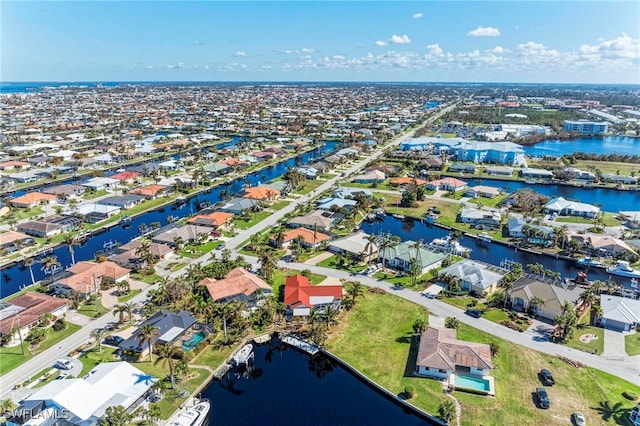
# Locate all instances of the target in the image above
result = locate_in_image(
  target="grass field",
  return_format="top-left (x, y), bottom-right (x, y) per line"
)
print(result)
top-left (565, 325), bottom-right (605, 355)
top-left (269, 200), bottom-right (290, 210)
top-left (316, 254), bottom-right (367, 274)
top-left (117, 289), bottom-right (142, 303)
top-left (554, 213), bottom-right (622, 227)
top-left (529, 158), bottom-right (640, 177)
top-left (325, 293), bottom-right (640, 426)
top-left (626, 332), bottom-right (640, 356)
top-left (232, 211), bottom-right (272, 229)
top-left (0, 323), bottom-right (81, 376)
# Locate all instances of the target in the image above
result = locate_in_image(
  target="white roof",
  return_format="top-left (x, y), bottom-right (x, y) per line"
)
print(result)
top-left (76, 203), bottom-right (120, 215)
top-left (600, 295), bottom-right (640, 325)
top-left (25, 362), bottom-right (155, 422)
top-left (82, 177), bottom-right (120, 187)
top-left (329, 231), bottom-right (371, 254)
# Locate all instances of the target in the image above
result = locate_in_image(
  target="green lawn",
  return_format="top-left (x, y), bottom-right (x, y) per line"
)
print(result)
top-left (326, 293), bottom-right (640, 426)
top-left (555, 213), bottom-right (621, 227)
top-left (269, 200), bottom-right (290, 210)
top-left (130, 272), bottom-right (162, 284)
top-left (0, 323), bottom-right (81, 376)
top-left (469, 194), bottom-right (508, 208)
top-left (0, 207), bottom-right (45, 224)
top-left (316, 254), bottom-right (367, 274)
top-left (438, 295), bottom-right (486, 311)
top-left (78, 347), bottom-right (123, 376)
top-left (295, 179), bottom-right (325, 195)
top-left (179, 240), bottom-right (221, 258)
top-left (564, 325), bottom-right (605, 355)
top-left (117, 289), bottom-right (142, 303)
top-left (232, 211), bottom-right (272, 229)
top-left (82, 189), bottom-right (109, 200)
top-left (482, 308), bottom-right (510, 323)
top-left (76, 299), bottom-right (107, 318)
top-left (625, 332), bottom-right (640, 356)
top-left (372, 270), bottom-right (434, 291)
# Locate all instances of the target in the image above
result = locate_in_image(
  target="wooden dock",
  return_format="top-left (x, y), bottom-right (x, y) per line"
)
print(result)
top-left (281, 335), bottom-right (319, 355)
top-left (253, 334), bottom-right (272, 344)
top-left (212, 363), bottom-right (230, 380)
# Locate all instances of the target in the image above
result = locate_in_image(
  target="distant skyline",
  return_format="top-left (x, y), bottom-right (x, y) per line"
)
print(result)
top-left (2, 1), bottom-right (639, 84)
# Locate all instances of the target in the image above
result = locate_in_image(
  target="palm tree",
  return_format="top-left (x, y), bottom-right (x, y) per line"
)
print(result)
top-left (344, 280), bottom-right (365, 307)
top-left (23, 257), bottom-right (36, 286)
top-left (438, 400), bottom-right (456, 424)
top-left (143, 404), bottom-right (162, 425)
top-left (91, 328), bottom-right (110, 353)
top-left (40, 256), bottom-right (61, 275)
top-left (273, 228), bottom-right (286, 248)
top-left (135, 241), bottom-right (157, 268)
top-left (113, 304), bottom-right (128, 324)
top-left (528, 296), bottom-right (545, 315)
top-left (154, 344), bottom-right (181, 389)
top-left (62, 234), bottom-right (77, 265)
top-left (258, 250), bottom-right (277, 282)
top-left (137, 324), bottom-right (160, 362)
top-left (363, 234), bottom-right (378, 265)
top-left (322, 305), bottom-right (340, 329)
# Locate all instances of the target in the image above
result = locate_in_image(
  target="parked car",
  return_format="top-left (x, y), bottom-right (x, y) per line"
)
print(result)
top-left (54, 359), bottom-right (72, 370)
top-left (572, 412), bottom-right (586, 426)
top-left (146, 393), bottom-right (163, 403)
top-left (465, 309), bottom-right (482, 318)
top-left (216, 242), bottom-right (226, 250)
top-left (536, 387), bottom-right (550, 409)
top-left (103, 335), bottom-right (124, 346)
top-left (539, 369), bottom-right (555, 386)
top-left (105, 322), bottom-right (118, 331)
top-left (55, 373), bottom-right (69, 380)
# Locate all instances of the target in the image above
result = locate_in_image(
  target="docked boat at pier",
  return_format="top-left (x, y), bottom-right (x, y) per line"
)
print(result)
top-left (170, 399), bottom-right (210, 426)
top-left (428, 235), bottom-right (471, 255)
top-left (576, 257), bottom-right (604, 269)
top-left (606, 260), bottom-right (640, 278)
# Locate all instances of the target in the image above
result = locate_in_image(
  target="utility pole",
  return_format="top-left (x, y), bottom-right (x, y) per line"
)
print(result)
top-left (94, 273), bottom-right (100, 315)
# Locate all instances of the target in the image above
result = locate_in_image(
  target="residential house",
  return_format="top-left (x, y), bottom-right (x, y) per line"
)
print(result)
top-left (119, 310), bottom-right (198, 358)
top-left (484, 166), bottom-right (513, 176)
top-left (41, 215), bottom-right (82, 233)
top-left (464, 185), bottom-right (501, 199)
top-left (0, 231), bottom-right (34, 251)
top-left (420, 157), bottom-right (444, 171)
top-left (317, 197), bottom-right (357, 212)
top-left (378, 241), bottom-right (446, 275)
top-left (0, 160), bottom-right (31, 170)
top-left (217, 197), bottom-right (259, 215)
top-left (352, 170), bottom-right (386, 183)
top-left (544, 197), bottom-right (600, 218)
top-left (0, 292), bottom-right (69, 344)
top-left (328, 231), bottom-right (377, 262)
top-left (52, 261), bottom-right (130, 298)
top-left (507, 218), bottom-right (555, 242)
top-left (16, 220), bottom-right (63, 238)
top-left (520, 168), bottom-right (554, 180)
top-left (43, 184), bottom-right (86, 199)
top-left (110, 170), bottom-right (141, 184)
top-left (81, 177), bottom-right (120, 191)
top-left (6, 171), bottom-right (41, 183)
top-left (8, 362), bottom-right (156, 426)
top-left (109, 240), bottom-right (173, 269)
top-left (458, 207), bottom-right (501, 229)
top-left (426, 177), bottom-right (468, 192)
top-left (97, 194), bottom-right (146, 210)
top-left (73, 203), bottom-right (121, 223)
top-left (602, 173), bottom-right (638, 185)
top-left (288, 210), bottom-right (343, 233)
top-left (568, 233), bottom-right (637, 257)
top-left (415, 326), bottom-right (493, 380)
top-left (199, 267), bottom-right (272, 306)
top-left (448, 163), bottom-right (477, 174)
top-left (508, 277), bottom-right (582, 321)
top-left (389, 177), bottom-right (428, 187)
top-left (284, 275), bottom-right (343, 318)
top-left (129, 184), bottom-right (169, 199)
top-left (333, 186), bottom-right (373, 200)
top-left (187, 211), bottom-right (234, 228)
top-left (10, 192), bottom-right (57, 208)
top-left (297, 166), bottom-right (318, 179)
top-left (243, 186), bottom-right (280, 201)
top-left (598, 295), bottom-right (640, 331)
top-left (439, 260), bottom-right (507, 296)
top-left (150, 224), bottom-right (211, 247)
top-left (203, 162), bottom-right (232, 177)
top-left (275, 227), bottom-right (331, 249)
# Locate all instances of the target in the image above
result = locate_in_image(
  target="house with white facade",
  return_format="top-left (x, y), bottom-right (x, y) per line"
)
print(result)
top-left (544, 197), bottom-right (600, 218)
top-left (458, 207), bottom-right (501, 229)
top-left (598, 295), bottom-right (640, 331)
top-left (378, 241), bottom-right (445, 275)
top-left (439, 260), bottom-right (507, 296)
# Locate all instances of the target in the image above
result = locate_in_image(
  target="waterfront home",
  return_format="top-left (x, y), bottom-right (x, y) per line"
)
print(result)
top-left (43, 184), bottom-right (86, 199)
top-left (426, 177), bottom-right (467, 192)
top-left (0, 231), bottom-right (33, 250)
top-left (199, 267), bottom-right (272, 306)
top-left (110, 240), bottom-right (173, 269)
top-left (439, 260), bottom-right (506, 296)
top-left (110, 170), bottom-right (141, 184)
top-left (129, 184), bottom-right (169, 199)
top-left (97, 194), bottom-right (146, 210)
top-left (567, 233), bottom-right (637, 257)
top-left (420, 156), bottom-right (444, 171)
top-left (601, 173), bottom-right (638, 185)
top-left (151, 224), bottom-right (211, 247)
top-left (519, 168), bottom-right (554, 180)
top-left (52, 261), bottom-right (131, 298)
top-left (203, 162), bottom-right (232, 177)
top-left (296, 166), bottom-right (318, 179)
top-left (560, 167), bottom-right (596, 181)
top-left (544, 197), bottom-right (600, 218)
top-left (81, 176), bottom-right (120, 191)
top-left (484, 166), bottom-right (513, 176)
top-left (0, 160), bottom-right (30, 170)
top-left (378, 241), bottom-right (446, 275)
top-left (0, 292), bottom-right (69, 345)
top-left (598, 295), bottom-right (640, 331)
top-left (448, 163), bottom-right (477, 174)
top-left (119, 310), bottom-right (198, 358)
top-left (508, 277), bottom-right (582, 321)
top-left (157, 176), bottom-right (194, 189)
top-left (10, 192), bottom-right (57, 208)
top-left (507, 218), bottom-right (554, 241)
top-left (415, 326), bottom-right (493, 380)
top-left (16, 220), bottom-right (63, 238)
top-left (284, 274), bottom-right (343, 318)
top-left (464, 185), bottom-right (501, 199)
top-left (217, 197), bottom-right (259, 215)
top-left (352, 170), bottom-right (386, 183)
top-left (5, 170), bottom-right (41, 183)
top-left (317, 197), bottom-right (357, 212)
top-left (273, 227), bottom-right (331, 249)
top-left (367, 164), bottom-right (401, 175)
top-left (220, 157), bottom-right (250, 170)
top-left (458, 207), bottom-right (501, 229)
top-left (390, 177), bottom-right (428, 187)
top-left (187, 211), bottom-right (234, 228)
top-left (333, 186), bottom-right (373, 200)
top-left (8, 362), bottom-right (156, 426)
top-left (243, 186), bottom-right (280, 201)
top-left (73, 203), bottom-right (121, 223)
top-left (288, 210), bottom-right (343, 233)
top-left (328, 231), bottom-right (376, 262)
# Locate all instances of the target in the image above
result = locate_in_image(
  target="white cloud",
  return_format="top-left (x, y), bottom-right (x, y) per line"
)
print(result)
top-left (579, 33), bottom-right (640, 60)
top-left (375, 40), bottom-right (388, 47)
top-left (413, 12), bottom-right (423, 19)
top-left (467, 26), bottom-right (501, 37)
top-left (426, 44), bottom-right (444, 57)
top-left (390, 34), bottom-right (411, 44)
top-left (234, 51), bottom-right (246, 57)
top-left (165, 62), bottom-right (185, 69)
top-left (193, 41), bottom-right (205, 46)
top-left (301, 47), bottom-right (315, 53)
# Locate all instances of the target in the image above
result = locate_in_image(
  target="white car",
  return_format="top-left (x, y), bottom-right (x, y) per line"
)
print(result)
top-left (54, 359), bottom-right (72, 370)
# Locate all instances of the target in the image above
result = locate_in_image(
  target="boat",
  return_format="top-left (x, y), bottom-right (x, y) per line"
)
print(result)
top-left (175, 196), bottom-right (187, 205)
top-left (477, 232), bottom-right (493, 243)
top-left (170, 399), bottom-right (210, 426)
top-left (374, 208), bottom-right (386, 218)
top-left (365, 213), bottom-right (377, 222)
top-left (230, 343), bottom-right (254, 366)
top-left (605, 260), bottom-right (640, 278)
top-left (564, 271), bottom-right (591, 287)
top-left (428, 235), bottom-right (471, 255)
top-left (103, 240), bottom-right (120, 251)
top-left (576, 257), bottom-right (604, 268)
top-left (120, 215), bottom-right (131, 223)
top-left (392, 214), bottom-right (406, 220)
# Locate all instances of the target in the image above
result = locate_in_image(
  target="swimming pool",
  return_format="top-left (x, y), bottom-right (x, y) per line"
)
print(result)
top-left (454, 375), bottom-right (491, 393)
top-left (182, 331), bottom-right (206, 351)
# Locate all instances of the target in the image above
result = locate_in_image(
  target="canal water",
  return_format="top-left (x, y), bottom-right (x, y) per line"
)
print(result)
top-left (0, 142), bottom-right (338, 296)
top-left (360, 215), bottom-right (630, 285)
top-left (200, 339), bottom-right (434, 425)
top-left (523, 136), bottom-right (640, 157)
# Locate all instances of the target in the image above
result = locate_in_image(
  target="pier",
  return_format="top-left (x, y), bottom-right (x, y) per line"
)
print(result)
top-left (281, 335), bottom-right (320, 355)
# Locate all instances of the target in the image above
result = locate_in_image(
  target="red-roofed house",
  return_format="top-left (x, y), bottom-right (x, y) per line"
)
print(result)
top-left (10, 192), bottom-right (58, 208)
top-left (426, 177), bottom-right (468, 192)
top-left (273, 227), bottom-right (330, 249)
top-left (187, 211), bottom-right (234, 228)
top-left (129, 184), bottom-right (168, 199)
top-left (0, 292), bottom-right (69, 344)
top-left (53, 261), bottom-right (130, 298)
top-left (243, 186), bottom-right (280, 201)
top-left (389, 177), bottom-right (428, 186)
top-left (110, 171), bottom-right (141, 183)
top-left (0, 160), bottom-right (30, 170)
top-left (199, 267), bottom-right (272, 305)
top-left (284, 275), bottom-right (343, 318)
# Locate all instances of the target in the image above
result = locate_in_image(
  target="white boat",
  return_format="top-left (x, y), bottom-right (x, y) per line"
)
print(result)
top-left (428, 235), bottom-right (471, 255)
top-left (231, 343), bottom-right (253, 366)
top-left (576, 257), bottom-right (604, 268)
top-left (477, 232), bottom-right (493, 243)
top-left (103, 240), bottom-right (120, 251)
top-left (171, 399), bottom-right (210, 426)
top-left (392, 214), bottom-right (406, 220)
top-left (606, 260), bottom-right (640, 278)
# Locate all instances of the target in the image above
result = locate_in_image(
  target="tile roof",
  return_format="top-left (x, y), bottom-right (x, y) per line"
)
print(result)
top-left (58, 261), bottom-right (130, 294)
top-left (0, 292), bottom-right (69, 335)
top-left (284, 274), bottom-right (343, 309)
top-left (243, 186), bottom-right (280, 200)
top-left (416, 326), bottom-right (493, 371)
top-left (187, 211), bottom-right (234, 227)
top-left (389, 177), bottom-right (428, 186)
top-left (199, 267), bottom-right (271, 302)
top-left (11, 192), bottom-right (57, 205)
top-left (129, 184), bottom-right (168, 196)
top-left (280, 227), bottom-right (330, 245)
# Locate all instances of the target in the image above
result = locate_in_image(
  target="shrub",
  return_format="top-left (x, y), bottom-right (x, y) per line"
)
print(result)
top-left (52, 318), bottom-right (67, 332)
top-left (623, 391), bottom-right (638, 401)
top-left (404, 386), bottom-right (416, 399)
top-left (468, 299), bottom-right (478, 307)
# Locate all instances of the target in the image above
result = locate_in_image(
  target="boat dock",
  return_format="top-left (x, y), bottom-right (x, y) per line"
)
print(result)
top-left (281, 335), bottom-right (320, 355)
top-left (253, 334), bottom-right (272, 344)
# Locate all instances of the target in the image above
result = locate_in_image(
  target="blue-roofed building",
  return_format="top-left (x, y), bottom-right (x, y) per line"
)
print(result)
top-left (317, 197), bottom-right (357, 211)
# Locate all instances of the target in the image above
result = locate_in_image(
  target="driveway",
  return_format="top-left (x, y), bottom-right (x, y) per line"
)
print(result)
top-left (602, 327), bottom-right (628, 359)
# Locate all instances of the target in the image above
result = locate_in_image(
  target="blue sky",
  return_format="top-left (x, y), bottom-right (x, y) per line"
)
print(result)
top-left (2, 1), bottom-right (639, 83)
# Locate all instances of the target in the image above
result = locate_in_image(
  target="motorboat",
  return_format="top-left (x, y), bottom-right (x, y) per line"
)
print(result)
top-left (175, 196), bottom-right (187, 205)
top-left (230, 343), bottom-right (254, 366)
top-left (171, 399), bottom-right (210, 426)
top-left (606, 260), bottom-right (640, 278)
top-left (477, 232), bottom-right (493, 243)
top-left (576, 257), bottom-right (604, 268)
top-left (428, 235), bottom-right (471, 255)
top-left (103, 240), bottom-right (120, 251)
top-left (392, 214), bottom-right (406, 220)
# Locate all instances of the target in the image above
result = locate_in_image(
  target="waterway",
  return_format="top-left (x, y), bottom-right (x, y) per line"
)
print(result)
top-left (0, 142), bottom-right (338, 296)
top-left (523, 136), bottom-right (640, 157)
top-left (360, 215), bottom-right (634, 286)
top-left (200, 339), bottom-right (433, 425)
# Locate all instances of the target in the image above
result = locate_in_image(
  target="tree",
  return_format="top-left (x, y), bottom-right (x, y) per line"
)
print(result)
top-left (412, 318), bottom-right (428, 337)
top-left (23, 257), bottom-right (36, 286)
top-left (154, 344), bottom-right (181, 389)
top-left (135, 241), bottom-right (158, 269)
top-left (258, 250), bottom-right (277, 282)
top-left (143, 404), bottom-right (162, 425)
top-left (91, 328), bottom-right (110, 353)
top-left (273, 228), bottom-right (286, 248)
top-left (62, 234), bottom-right (77, 265)
top-left (322, 304), bottom-right (340, 329)
top-left (529, 296), bottom-right (546, 315)
top-left (99, 405), bottom-right (132, 426)
top-left (0, 398), bottom-right (13, 413)
top-left (137, 324), bottom-right (160, 362)
top-left (344, 280), bottom-right (365, 308)
top-left (40, 256), bottom-right (61, 275)
top-left (438, 400), bottom-right (456, 424)
top-left (445, 316), bottom-right (459, 329)
top-left (363, 234), bottom-right (378, 265)
top-left (408, 258), bottom-right (420, 288)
